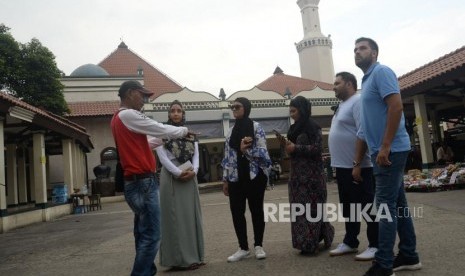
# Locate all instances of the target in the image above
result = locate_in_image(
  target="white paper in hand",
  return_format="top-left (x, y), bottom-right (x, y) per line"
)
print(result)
top-left (178, 160), bottom-right (193, 171)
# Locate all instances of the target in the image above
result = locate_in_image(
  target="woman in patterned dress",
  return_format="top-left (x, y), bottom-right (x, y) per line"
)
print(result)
top-left (282, 96), bottom-right (334, 254)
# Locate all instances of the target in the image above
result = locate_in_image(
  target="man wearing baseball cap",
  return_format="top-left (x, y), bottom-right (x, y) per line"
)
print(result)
top-left (111, 80), bottom-right (193, 275)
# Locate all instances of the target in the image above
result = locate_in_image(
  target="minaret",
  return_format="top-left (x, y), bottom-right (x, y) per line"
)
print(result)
top-left (296, 0), bottom-right (335, 84)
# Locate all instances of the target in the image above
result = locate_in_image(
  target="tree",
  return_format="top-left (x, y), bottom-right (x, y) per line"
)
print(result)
top-left (0, 23), bottom-right (68, 114)
top-left (0, 24), bottom-right (22, 92)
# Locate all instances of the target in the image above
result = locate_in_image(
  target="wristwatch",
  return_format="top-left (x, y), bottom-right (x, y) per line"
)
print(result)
top-left (353, 161), bottom-right (361, 168)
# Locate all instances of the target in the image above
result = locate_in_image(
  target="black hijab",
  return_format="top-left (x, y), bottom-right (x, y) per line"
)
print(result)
top-left (229, 97), bottom-right (254, 152)
top-left (229, 97), bottom-right (254, 181)
top-left (287, 96), bottom-right (321, 143)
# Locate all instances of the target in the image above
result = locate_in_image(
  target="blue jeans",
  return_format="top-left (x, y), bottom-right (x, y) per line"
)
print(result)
top-left (124, 176), bottom-right (160, 276)
top-left (372, 151), bottom-right (419, 269)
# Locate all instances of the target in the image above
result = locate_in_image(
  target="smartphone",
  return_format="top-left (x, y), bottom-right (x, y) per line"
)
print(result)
top-left (273, 129), bottom-right (286, 142)
top-left (243, 136), bottom-right (253, 144)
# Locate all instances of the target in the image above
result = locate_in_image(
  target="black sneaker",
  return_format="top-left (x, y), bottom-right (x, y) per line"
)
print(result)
top-left (393, 252), bottom-right (422, 271)
top-left (363, 262), bottom-right (395, 276)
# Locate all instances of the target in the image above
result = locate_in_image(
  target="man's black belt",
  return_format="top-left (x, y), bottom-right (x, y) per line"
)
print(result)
top-left (124, 172), bottom-right (155, 181)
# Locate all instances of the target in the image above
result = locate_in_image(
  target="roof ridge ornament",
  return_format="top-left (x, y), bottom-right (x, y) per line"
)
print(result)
top-left (273, 66), bottom-right (283, 74)
top-left (118, 41), bottom-right (128, 49)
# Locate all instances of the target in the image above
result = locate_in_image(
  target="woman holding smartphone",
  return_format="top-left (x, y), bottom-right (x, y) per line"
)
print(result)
top-left (222, 97), bottom-right (272, 262)
top-left (277, 96), bottom-right (334, 255)
top-left (156, 100), bottom-right (205, 270)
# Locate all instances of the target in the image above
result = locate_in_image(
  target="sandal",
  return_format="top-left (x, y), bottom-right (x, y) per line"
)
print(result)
top-left (167, 262), bottom-right (205, 271)
top-left (187, 263), bottom-right (200, 270)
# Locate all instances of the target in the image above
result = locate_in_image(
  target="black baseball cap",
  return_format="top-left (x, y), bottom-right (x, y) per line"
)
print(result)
top-left (118, 80), bottom-right (154, 97)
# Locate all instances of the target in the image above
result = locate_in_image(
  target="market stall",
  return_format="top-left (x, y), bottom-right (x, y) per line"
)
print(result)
top-left (404, 163), bottom-right (465, 192)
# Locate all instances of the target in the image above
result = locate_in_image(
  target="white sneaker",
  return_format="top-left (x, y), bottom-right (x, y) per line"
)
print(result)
top-left (255, 246), bottom-right (266, 259)
top-left (329, 243), bottom-right (358, 256)
top-left (355, 247), bottom-right (378, 261)
top-left (227, 248), bottom-right (250, 262)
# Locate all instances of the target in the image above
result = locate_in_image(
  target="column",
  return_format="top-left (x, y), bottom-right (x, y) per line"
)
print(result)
top-left (222, 113), bottom-right (230, 138)
top-left (28, 148), bottom-right (35, 202)
top-left (72, 143), bottom-right (79, 192)
top-left (0, 121), bottom-right (7, 216)
top-left (33, 132), bottom-right (47, 208)
top-left (413, 95), bottom-right (434, 169)
top-left (46, 155), bottom-right (51, 197)
top-left (429, 109), bottom-right (441, 161)
top-left (17, 147), bottom-right (28, 204)
top-left (62, 139), bottom-right (74, 197)
top-left (6, 144), bottom-right (18, 206)
top-left (79, 150), bottom-right (85, 190)
top-left (220, 100), bottom-right (230, 138)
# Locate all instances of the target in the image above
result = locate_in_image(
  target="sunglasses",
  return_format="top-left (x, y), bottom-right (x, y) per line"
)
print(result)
top-left (230, 104), bottom-right (243, 111)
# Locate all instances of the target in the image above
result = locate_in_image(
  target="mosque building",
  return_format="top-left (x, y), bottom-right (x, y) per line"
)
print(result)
top-left (2, 0), bottom-right (464, 232)
top-left (54, 0), bottom-right (338, 187)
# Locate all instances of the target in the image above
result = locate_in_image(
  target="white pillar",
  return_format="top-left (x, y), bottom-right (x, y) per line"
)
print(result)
top-left (219, 101), bottom-right (231, 138)
top-left (0, 121), bottom-right (6, 213)
top-left (28, 148), bottom-right (35, 202)
top-left (62, 139), bottom-right (74, 197)
top-left (413, 95), bottom-right (434, 168)
top-left (72, 143), bottom-right (79, 192)
top-left (222, 114), bottom-right (230, 138)
top-left (33, 132), bottom-right (47, 206)
top-left (429, 109), bottom-right (440, 143)
top-left (6, 144), bottom-right (18, 205)
top-left (77, 149), bottom-right (83, 190)
top-left (17, 147), bottom-right (28, 204)
top-left (429, 109), bottom-right (441, 161)
top-left (46, 155), bottom-right (51, 198)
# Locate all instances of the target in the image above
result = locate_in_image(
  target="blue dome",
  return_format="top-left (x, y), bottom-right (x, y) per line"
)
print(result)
top-left (70, 64), bottom-right (109, 77)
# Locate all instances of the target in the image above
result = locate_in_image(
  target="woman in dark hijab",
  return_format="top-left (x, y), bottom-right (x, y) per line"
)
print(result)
top-left (222, 97), bottom-right (272, 262)
top-left (280, 96), bottom-right (334, 255)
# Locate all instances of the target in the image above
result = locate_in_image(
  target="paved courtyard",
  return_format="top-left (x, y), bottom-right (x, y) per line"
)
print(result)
top-left (1, 181), bottom-right (464, 276)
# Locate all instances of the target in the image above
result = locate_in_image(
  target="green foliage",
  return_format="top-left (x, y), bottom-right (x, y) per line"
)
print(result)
top-left (0, 24), bottom-right (22, 91)
top-left (0, 24), bottom-right (10, 34)
top-left (0, 24), bottom-right (69, 115)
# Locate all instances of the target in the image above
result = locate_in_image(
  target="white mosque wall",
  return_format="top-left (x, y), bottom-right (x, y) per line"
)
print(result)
top-left (64, 88), bottom-right (119, 102)
top-left (297, 87), bottom-right (335, 98)
top-left (147, 109), bottom-right (225, 123)
top-left (155, 87), bottom-right (219, 102)
top-left (296, 88), bottom-right (339, 116)
top-left (61, 77), bottom-right (142, 102)
top-left (227, 87), bottom-right (284, 101)
top-left (249, 107), bottom-right (291, 119)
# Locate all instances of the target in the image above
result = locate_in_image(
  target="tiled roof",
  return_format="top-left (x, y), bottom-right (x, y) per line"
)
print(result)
top-left (399, 46), bottom-right (465, 91)
top-left (257, 67), bottom-right (334, 96)
top-left (67, 101), bottom-right (120, 117)
top-left (0, 92), bottom-right (93, 150)
top-left (98, 42), bottom-right (182, 99)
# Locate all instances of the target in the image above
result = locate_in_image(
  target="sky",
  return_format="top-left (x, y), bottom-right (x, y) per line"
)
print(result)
top-left (1, 0), bottom-right (465, 96)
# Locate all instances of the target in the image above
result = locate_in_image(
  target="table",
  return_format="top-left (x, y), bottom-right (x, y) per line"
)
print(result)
top-left (70, 193), bottom-right (89, 214)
